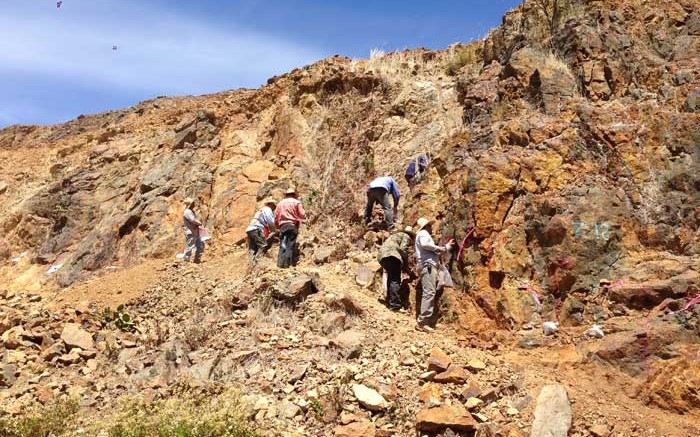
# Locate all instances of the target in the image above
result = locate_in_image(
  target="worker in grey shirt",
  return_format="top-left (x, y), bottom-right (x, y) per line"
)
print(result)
top-left (182, 197), bottom-right (205, 263)
top-left (414, 217), bottom-right (453, 331)
top-left (246, 198), bottom-right (276, 265)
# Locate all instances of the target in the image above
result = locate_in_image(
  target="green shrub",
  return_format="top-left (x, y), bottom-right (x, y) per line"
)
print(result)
top-left (362, 155), bottom-right (375, 174)
top-left (102, 304), bottom-right (137, 332)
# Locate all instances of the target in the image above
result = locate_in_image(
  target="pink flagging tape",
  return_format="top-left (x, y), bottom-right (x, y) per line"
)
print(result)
top-left (522, 284), bottom-right (542, 312)
top-left (670, 293), bottom-right (700, 315)
top-left (602, 279), bottom-right (624, 289)
top-left (641, 291), bottom-right (700, 382)
top-left (644, 310), bottom-right (653, 382)
top-left (456, 227), bottom-right (475, 262)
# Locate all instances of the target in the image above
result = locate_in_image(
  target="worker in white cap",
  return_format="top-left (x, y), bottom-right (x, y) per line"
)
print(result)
top-left (182, 197), bottom-right (205, 263)
top-left (414, 217), bottom-right (454, 331)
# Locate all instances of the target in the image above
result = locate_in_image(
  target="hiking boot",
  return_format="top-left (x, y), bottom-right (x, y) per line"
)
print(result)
top-left (415, 323), bottom-right (434, 333)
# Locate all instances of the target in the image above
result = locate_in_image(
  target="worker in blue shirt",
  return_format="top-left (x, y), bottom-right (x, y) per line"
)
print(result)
top-left (365, 176), bottom-right (400, 230)
top-left (405, 153), bottom-right (430, 188)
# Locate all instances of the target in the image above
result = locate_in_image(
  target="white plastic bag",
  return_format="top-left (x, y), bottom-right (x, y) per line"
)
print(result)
top-left (584, 324), bottom-right (604, 338)
top-left (542, 321), bottom-right (559, 335)
top-left (437, 265), bottom-right (454, 289)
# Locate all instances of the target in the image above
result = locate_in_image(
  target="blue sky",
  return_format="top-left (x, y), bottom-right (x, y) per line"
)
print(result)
top-left (0, 0), bottom-right (520, 128)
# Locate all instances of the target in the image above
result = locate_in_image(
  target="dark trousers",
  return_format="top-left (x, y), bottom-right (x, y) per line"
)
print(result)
top-left (364, 187), bottom-right (394, 228)
top-left (277, 223), bottom-right (298, 268)
top-left (380, 256), bottom-right (402, 310)
top-left (246, 228), bottom-right (268, 265)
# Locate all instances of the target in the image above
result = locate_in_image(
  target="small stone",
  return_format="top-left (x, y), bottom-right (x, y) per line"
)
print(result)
top-left (420, 371), bottom-right (437, 381)
top-left (42, 342), bottom-right (66, 361)
top-left (334, 421), bottom-right (376, 437)
top-left (480, 388), bottom-right (500, 404)
top-left (2, 326), bottom-right (26, 349)
top-left (78, 349), bottom-right (97, 360)
top-left (460, 380), bottom-right (482, 399)
top-left (589, 424), bottom-right (610, 437)
top-left (427, 347), bottom-right (452, 372)
top-left (278, 401), bottom-right (301, 419)
top-left (434, 365), bottom-right (468, 384)
top-left (319, 312), bottom-right (347, 335)
top-left (0, 363), bottom-right (17, 387)
top-left (400, 354), bottom-right (416, 366)
top-left (506, 407), bottom-right (519, 416)
top-left (331, 330), bottom-right (364, 359)
top-left (5, 350), bottom-right (27, 364)
top-left (74, 301), bottom-right (91, 314)
top-left (121, 339), bottom-right (137, 348)
top-left (465, 397), bottom-right (483, 410)
top-left (352, 384), bottom-right (388, 411)
top-left (466, 359), bottom-right (486, 372)
top-left (474, 413), bottom-right (489, 423)
top-left (35, 385), bottom-right (54, 404)
top-left (355, 264), bottom-right (377, 287)
top-left (339, 412), bottom-right (362, 425)
top-left (57, 352), bottom-right (82, 365)
top-left (313, 246), bottom-right (334, 264)
top-left (419, 383), bottom-right (442, 407)
top-left (288, 364), bottom-right (308, 383)
top-left (416, 405), bottom-right (478, 432)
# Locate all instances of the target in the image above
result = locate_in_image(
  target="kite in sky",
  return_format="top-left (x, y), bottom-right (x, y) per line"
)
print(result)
top-left (112, 46), bottom-right (118, 51)
top-left (57, 1), bottom-right (63, 8)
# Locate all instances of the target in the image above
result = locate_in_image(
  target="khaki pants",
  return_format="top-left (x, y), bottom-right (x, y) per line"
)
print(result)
top-left (184, 233), bottom-right (205, 262)
top-left (417, 264), bottom-right (438, 325)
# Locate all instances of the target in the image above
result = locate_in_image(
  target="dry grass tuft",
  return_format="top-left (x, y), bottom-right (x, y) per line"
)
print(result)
top-left (350, 48), bottom-right (440, 82)
top-left (445, 43), bottom-right (480, 76)
top-left (543, 51), bottom-right (574, 78)
top-left (97, 388), bottom-right (262, 437)
top-left (0, 399), bottom-right (79, 437)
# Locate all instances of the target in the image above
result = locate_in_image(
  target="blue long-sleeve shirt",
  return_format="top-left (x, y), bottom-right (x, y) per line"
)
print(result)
top-left (368, 176), bottom-right (400, 207)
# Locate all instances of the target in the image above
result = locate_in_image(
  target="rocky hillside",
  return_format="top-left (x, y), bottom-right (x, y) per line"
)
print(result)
top-left (1, 0), bottom-right (699, 436)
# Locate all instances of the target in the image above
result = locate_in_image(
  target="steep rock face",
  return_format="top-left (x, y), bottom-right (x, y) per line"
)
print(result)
top-left (0, 0), bottom-right (699, 414)
top-left (416, 0), bottom-right (700, 333)
top-left (0, 53), bottom-right (463, 287)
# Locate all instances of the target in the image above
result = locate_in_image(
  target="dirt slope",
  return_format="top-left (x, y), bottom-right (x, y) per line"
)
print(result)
top-left (1, 0), bottom-right (700, 436)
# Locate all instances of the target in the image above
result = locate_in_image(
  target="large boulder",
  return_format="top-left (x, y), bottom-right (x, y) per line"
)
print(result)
top-left (271, 273), bottom-right (322, 304)
top-left (530, 385), bottom-right (572, 437)
top-left (60, 324), bottom-right (94, 351)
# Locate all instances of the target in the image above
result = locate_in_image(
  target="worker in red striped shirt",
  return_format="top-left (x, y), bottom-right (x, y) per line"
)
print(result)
top-left (274, 187), bottom-right (306, 268)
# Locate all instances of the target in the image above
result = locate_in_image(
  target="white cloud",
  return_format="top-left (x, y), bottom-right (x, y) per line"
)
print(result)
top-left (0, 0), bottom-right (324, 95)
